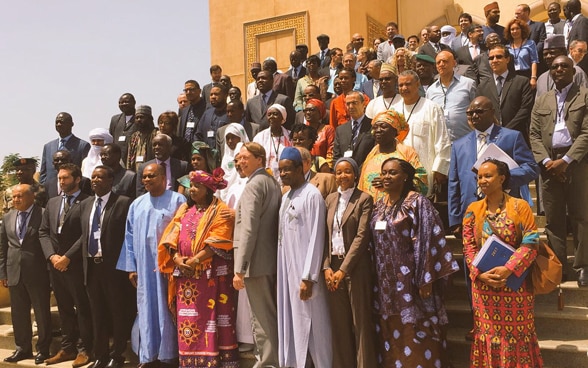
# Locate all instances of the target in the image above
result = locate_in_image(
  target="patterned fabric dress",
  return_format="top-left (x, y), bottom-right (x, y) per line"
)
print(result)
top-left (370, 191), bottom-right (459, 367)
top-left (463, 195), bottom-right (543, 367)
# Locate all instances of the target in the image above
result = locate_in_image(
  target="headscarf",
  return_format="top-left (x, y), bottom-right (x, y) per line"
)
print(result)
top-left (82, 128), bottom-right (113, 178)
top-left (268, 103), bottom-right (287, 124)
top-left (189, 168), bottom-right (227, 192)
top-left (220, 124), bottom-right (249, 201)
top-left (334, 157), bottom-right (359, 179)
top-left (306, 98), bottom-right (326, 119)
top-left (440, 25), bottom-right (457, 47)
top-left (372, 110), bottom-right (410, 143)
top-left (191, 141), bottom-right (219, 171)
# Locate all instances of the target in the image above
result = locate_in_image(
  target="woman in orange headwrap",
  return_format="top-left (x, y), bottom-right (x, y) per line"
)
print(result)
top-left (303, 98), bottom-right (335, 168)
top-left (358, 109), bottom-right (428, 199)
top-left (158, 168), bottom-right (238, 367)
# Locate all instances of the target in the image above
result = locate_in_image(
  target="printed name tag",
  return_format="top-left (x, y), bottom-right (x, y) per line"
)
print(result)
top-left (136, 156), bottom-right (144, 162)
top-left (207, 130), bottom-right (214, 138)
top-left (187, 122), bottom-right (195, 128)
top-left (118, 136), bottom-right (126, 142)
top-left (344, 150), bottom-right (353, 158)
top-left (93, 230), bottom-right (101, 239)
top-left (375, 221), bottom-right (387, 231)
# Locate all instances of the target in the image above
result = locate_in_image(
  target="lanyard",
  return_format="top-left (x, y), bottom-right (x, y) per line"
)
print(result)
top-left (403, 97), bottom-right (421, 123)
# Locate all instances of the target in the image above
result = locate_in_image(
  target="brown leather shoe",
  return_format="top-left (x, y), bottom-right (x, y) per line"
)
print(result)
top-left (45, 350), bottom-right (77, 365)
top-left (72, 351), bottom-right (91, 368)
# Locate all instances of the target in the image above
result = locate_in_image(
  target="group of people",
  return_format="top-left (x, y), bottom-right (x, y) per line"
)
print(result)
top-left (0, 1), bottom-right (587, 368)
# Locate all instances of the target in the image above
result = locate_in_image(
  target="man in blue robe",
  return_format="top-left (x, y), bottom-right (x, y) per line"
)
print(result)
top-left (117, 163), bottom-right (185, 367)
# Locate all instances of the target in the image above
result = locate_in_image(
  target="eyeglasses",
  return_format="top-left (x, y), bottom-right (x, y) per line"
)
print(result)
top-left (466, 108), bottom-right (491, 116)
top-left (142, 173), bottom-right (160, 179)
top-left (488, 55), bottom-right (505, 60)
top-left (303, 108), bottom-right (318, 113)
top-left (550, 63), bottom-right (572, 70)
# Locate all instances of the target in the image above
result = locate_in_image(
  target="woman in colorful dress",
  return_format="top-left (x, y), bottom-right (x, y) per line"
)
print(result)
top-left (358, 109), bottom-right (428, 200)
top-left (370, 157), bottom-right (459, 367)
top-left (302, 98), bottom-right (335, 169)
top-left (158, 169), bottom-right (239, 368)
top-left (463, 159), bottom-right (543, 367)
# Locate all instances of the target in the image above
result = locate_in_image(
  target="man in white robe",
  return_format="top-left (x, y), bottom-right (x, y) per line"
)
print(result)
top-left (116, 163), bottom-right (185, 367)
top-left (276, 147), bottom-right (332, 368)
top-left (392, 70), bottom-right (452, 195)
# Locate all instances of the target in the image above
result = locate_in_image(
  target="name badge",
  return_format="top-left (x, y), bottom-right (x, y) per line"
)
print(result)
top-left (207, 130), bottom-right (214, 138)
top-left (331, 236), bottom-right (345, 254)
top-left (375, 221), bottom-right (387, 231)
top-left (93, 230), bottom-right (101, 240)
top-left (187, 122), bottom-right (195, 128)
top-left (344, 150), bottom-right (353, 158)
top-left (118, 136), bottom-right (126, 142)
top-left (136, 156), bottom-right (144, 162)
top-left (57, 226), bottom-right (62, 234)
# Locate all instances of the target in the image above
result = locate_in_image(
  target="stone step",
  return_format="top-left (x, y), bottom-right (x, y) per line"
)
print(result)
top-left (447, 327), bottom-right (588, 368)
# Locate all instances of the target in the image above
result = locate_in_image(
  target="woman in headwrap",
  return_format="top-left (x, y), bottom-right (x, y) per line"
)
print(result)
top-left (218, 123), bottom-right (249, 202)
top-left (252, 103), bottom-right (292, 184)
top-left (177, 141), bottom-right (218, 195)
top-left (158, 168), bottom-right (238, 368)
top-left (302, 98), bottom-right (335, 168)
top-left (81, 128), bottom-right (113, 178)
top-left (358, 109), bottom-right (428, 199)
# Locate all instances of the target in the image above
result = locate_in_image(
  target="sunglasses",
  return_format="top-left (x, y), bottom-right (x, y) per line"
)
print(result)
top-left (488, 55), bottom-right (506, 60)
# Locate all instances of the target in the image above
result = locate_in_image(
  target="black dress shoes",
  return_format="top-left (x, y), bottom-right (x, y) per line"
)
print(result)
top-left (578, 268), bottom-right (588, 287)
top-left (4, 350), bottom-right (33, 363)
top-left (35, 352), bottom-right (50, 365)
top-left (106, 357), bottom-right (125, 368)
top-left (90, 358), bottom-right (110, 368)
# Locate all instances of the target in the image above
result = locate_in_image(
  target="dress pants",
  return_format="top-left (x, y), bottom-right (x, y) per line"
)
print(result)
top-left (244, 274), bottom-right (279, 367)
top-left (542, 159), bottom-right (588, 270)
top-left (9, 277), bottom-right (52, 354)
top-left (87, 260), bottom-right (133, 360)
top-left (327, 255), bottom-right (378, 368)
top-left (50, 266), bottom-right (93, 354)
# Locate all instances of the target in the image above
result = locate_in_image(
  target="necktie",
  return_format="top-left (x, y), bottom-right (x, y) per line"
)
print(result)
top-left (477, 133), bottom-right (488, 159)
top-left (18, 211), bottom-right (27, 240)
top-left (292, 68), bottom-right (297, 79)
top-left (351, 120), bottom-right (360, 146)
top-left (320, 50), bottom-right (325, 61)
top-left (184, 107), bottom-right (196, 141)
top-left (59, 195), bottom-right (73, 229)
top-left (58, 138), bottom-right (66, 151)
top-left (160, 161), bottom-right (170, 189)
top-left (435, 43), bottom-right (440, 52)
top-left (89, 198), bottom-right (102, 257)
top-left (496, 75), bottom-right (504, 98)
top-left (373, 80), bottom-right (380, 97)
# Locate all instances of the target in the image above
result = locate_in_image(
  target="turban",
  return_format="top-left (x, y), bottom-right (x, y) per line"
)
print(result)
top-left (89, 128), bottom-right (113, 145)
top-left (268, 104), bottom-right (287, 123)
top-left (306, 98), bottom-right (326, 119)
top-left (279, 146), bottom-right (303, 163)
top-left (189, 168), bottom-right (227, 192)
top-left (372, 110), bottom-right (410, 143)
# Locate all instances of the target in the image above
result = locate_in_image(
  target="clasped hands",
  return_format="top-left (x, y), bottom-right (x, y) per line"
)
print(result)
top-left (545, 159), bottom-right (568, 182)
top-left (478, 266), bottom-right (512, 289)
top-left (173, 255), bottom-right (203, 278)
top-left (51, 254), bottom-right (70, 272)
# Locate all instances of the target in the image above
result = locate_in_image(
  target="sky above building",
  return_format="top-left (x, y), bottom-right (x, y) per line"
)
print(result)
top-left (0, 1), bottom-right (211, 163)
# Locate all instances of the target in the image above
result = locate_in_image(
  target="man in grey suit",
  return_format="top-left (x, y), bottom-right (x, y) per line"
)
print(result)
top-left (245, 70), bottom-right (295, 130)
top-left (233, 142), bottom-right (281, 367)
top-left (0, 184), bottom-right (52, 364)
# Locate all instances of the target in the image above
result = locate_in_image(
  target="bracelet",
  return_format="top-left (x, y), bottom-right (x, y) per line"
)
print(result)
top-left (531, 76), bottom-right (537, 79)
top-left (172, 253), bottom-right (179, 261)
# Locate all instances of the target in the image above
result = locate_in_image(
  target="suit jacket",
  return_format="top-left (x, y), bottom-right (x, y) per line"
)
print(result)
top-left (285, 66), bottom-right (307, 83)
top-left (39, 192), bottom-right (90, 271)
top-left (448, 125), bottom-right (539, 227)
top-left (75, 193), bottom-right (132, 284)
top-left (333, 116), bottom-right (375, 168)
top-left (40, 135), bottom-right (90, 184)
top-left (529, 20), bottom-right (547, 54)
top-left (360, 79), bottom-right (383, 100)
top-left (272, 73), bottom-right (295, 100)
top-left (316, 49), bottom-right (331, 68)
top-left (109, 112), bottom-right (137, 166)
top-left (568, 15), bottom-right (588, 48)
top-left (530, 83), bottom-right (588, 164)
top-left (202, 82), bottom-right (213, 107)
top-left (308, 171), bottom-right (337, 199)
top-left (455, 45), bottom-right (475, 65)
top-left (178, 99), bottom-right (207, 141)
top-left (0, 205), bottom-right (47, 286)
top-left (234, 168), bottom-right (281, 277)
top-left (136, 158), bottom-right (188, 196)
top-left (418, 42), bottom-right (450, 60)
top-left (245, 90), bottom-right (296, 130)
top-left (377, 41), bottom-right (395, 62)
top-left (44, 176), bottom-right (93, 199)
top-left (216, 120), bottom-right (260, 157)
top-left (112, 167), bottom-right (137, 199)
top-left (476, 72), bottom-right (534, 141)
top-left (322, 189), bottom-right (373, 275)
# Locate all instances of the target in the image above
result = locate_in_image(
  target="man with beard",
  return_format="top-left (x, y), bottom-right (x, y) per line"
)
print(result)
top-left (108, 93), bottom-right (136, 167)
top-left (126, 106), bottom-right (158, 172)
top-left (482, 2), bottom-right (505, 42)
top-left (465, 32), bottom-right (505, 85)
top-left (196, 84), bottom-right (229, 148)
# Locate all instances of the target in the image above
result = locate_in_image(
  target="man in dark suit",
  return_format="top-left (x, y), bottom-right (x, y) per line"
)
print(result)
top-left (565, 0), bottom-right (588, 47)
top-left (285, 50), bottom-right (306, 84)
top-left (178, 80), bottom-right (207, 144)
top-left (418, 25), bottom-right (450, 59)
top-left (315, 34), bottom-right (331, 68)
top-left (39, 164), bottom-right (92, 367)
top-left (233, 142), bottom-right (281, 367)
top-left (530, 55), bottom-right (588, 286)
top-left (0, 184), bottom-right (52, 364)
top-left (108, 93), bottom-right (136, 167)
top-left (40, 112), bottom-right (90, 184)
top-left (455, 24), bottom-right (485, 67)
top-left (74, 166), bottom-right (133, 368)
top-left (99, 144), bottom-right (136, 199)
top-left (245, 70), bottom-right (295, 130)
top-left (465, 32), bottom-right (504, 85)
top-left (263, 59), bottom-right (295, 100)
top-left (476, 44), bottom-right (534, 143)
top-left (195, 84), bottom-right (229, 148)
top-left (136, 134), bottom-right (188, 196)
top-left (43, 150), bottom-right (93, 199)
top-left (333, 91), bottom-right (375, 168)
top-left (201, 65), bottom-right (222, 107)
top-left (449, 96), bottom-right (538, 237)
top-left (360, 60), bottom-right (383, 99)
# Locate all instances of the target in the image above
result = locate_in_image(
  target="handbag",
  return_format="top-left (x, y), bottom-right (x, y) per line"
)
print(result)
top-left (531, 241), bottom-right (562, 295)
